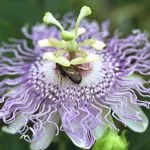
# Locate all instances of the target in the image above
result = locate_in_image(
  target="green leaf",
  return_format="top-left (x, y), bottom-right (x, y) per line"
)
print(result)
top-left (0, 131), bottom-right (29, 150)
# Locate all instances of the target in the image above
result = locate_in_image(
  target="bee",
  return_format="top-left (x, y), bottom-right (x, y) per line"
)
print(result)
top-left (56, 64), bottom-right (82, 84)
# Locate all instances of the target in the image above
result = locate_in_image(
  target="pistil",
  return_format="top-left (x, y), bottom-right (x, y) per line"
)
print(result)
top-left (38, 6), bottom-right (106, 67)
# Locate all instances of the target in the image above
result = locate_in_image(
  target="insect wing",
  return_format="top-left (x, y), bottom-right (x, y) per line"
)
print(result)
top-left (66, 68), bottom-right (82, 84)
top-left (59, 65), bottom-right (82, 84)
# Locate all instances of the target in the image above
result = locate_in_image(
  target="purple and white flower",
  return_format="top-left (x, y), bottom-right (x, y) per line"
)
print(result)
top-left (0, 6), bottom-right (150, 150)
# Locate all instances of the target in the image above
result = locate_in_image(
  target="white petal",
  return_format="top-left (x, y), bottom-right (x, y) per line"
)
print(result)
top-left (30, 124), bottom-right (56, 150)
top-left (122, 106), bottom-right (148, 132)
top-left (30, 113), bottom-right (60, 150)
top-left (93, 124), bottom-right (105, 140)
top-left (66, 129), bottom-right (94, 149)
top-left (111, 99), bottom-right (148, 133)
top-left (61, 112), bottom-right (94, 149)
top-left (2, 114), bottom-right (28, 134)
top-left (93, 105), bottom-right (117, 140)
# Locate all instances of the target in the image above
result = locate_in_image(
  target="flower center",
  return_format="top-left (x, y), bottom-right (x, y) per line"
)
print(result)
top-left (55, 62), bottom-right (92, 84)
top-left (75, 63), bottom-right (92, 76)
top-left (38, 6), bottom-right (106, 68)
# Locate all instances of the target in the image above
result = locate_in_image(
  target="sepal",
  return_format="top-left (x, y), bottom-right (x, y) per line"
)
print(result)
top-left (92, 127), bottom-right (128, 150)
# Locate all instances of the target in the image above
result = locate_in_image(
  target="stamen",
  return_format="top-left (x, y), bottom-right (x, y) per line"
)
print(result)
top-left (79, 39), bottom-right (106, 50)
top-left (54, 49), bottom-right (67, 57)
top-left (38, 38), bottom-right (66, 48)
top-left (43, 52), bottom-right (71, 67)
top-left (71, 53), bottom-right (100, 65)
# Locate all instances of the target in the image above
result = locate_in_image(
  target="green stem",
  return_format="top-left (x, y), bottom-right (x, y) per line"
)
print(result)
top-left (59, 134), bottom-right (67, 150)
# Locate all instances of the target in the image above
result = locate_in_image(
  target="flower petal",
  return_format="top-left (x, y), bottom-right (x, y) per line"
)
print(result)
top-left (30, 113), bottom-right (60, 150)
top-left (60, 110), bottom-right (95, 149)
top-left (93, 124), bottom-right (106, 140)
top-left (66, 127), bottom-right (94, 149)
top-left (121, 106), bottom-right (148, 132)
top-left (111, 99), bottom-right (148, 133)
top-left (2, 114), bottom-right (28, 134)
top-left (30, 124), bottom-right (56, 150)
top-left (93, 105), bottom-right (117, 140)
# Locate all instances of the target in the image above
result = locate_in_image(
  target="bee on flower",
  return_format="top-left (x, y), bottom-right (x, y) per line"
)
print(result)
top-left (0, 6), bottom-right (150, 150)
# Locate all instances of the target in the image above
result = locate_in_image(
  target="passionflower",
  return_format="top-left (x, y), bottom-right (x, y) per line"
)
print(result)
top-left (0, 6), bottom-right (150, 150)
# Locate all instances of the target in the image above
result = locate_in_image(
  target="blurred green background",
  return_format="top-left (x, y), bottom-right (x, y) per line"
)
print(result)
top-left (0, 0), bottom-right (150, 150)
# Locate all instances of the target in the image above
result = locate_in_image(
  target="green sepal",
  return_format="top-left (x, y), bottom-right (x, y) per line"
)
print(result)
top-left (92, 127), bottom-right (128, 150)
